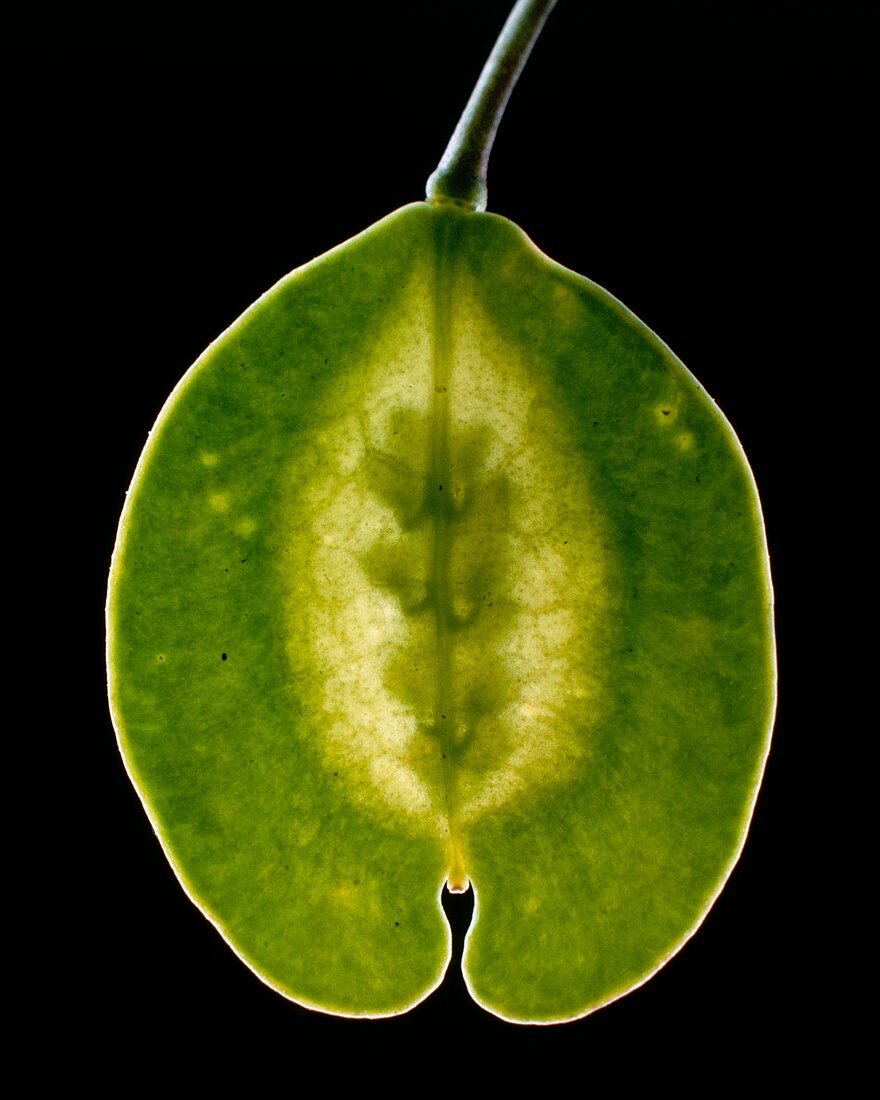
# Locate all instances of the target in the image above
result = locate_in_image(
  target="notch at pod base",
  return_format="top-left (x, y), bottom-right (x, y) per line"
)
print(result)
top-left (107, 201), bottom-right (775, 1022)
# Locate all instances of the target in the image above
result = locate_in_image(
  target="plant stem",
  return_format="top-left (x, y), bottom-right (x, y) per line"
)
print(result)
top-left (426, 0), bottom-right (559, 212)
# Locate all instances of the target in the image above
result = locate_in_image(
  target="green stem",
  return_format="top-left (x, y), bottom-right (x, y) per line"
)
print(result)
top-left (426, 0), bottom-right (559, 212)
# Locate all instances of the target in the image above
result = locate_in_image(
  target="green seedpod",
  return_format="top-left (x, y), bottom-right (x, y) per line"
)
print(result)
top-left (107, 199), bottom-right (775, 1022)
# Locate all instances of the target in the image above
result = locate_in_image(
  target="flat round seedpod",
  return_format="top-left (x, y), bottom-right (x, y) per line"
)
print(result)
top-left (108, 201), bottom-right (774, 1021)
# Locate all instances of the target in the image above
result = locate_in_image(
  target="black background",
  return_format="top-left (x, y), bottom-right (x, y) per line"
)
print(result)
top-left (12, 0), bottom-right (872, 1089)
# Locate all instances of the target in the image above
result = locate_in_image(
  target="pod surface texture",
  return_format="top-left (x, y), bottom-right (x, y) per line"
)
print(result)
top-left (108, 202), bottom-right (775, 1022)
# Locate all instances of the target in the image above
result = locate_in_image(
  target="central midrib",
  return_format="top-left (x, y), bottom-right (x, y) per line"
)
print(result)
top-left (431, 214), bottom-right (467, 890)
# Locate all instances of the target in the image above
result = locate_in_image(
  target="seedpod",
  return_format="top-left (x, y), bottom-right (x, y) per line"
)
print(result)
top-left (107, 1), bottom-right (775, 1023)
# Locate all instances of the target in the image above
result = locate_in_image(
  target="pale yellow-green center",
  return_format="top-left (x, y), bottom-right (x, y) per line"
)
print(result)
top-left (284, 263), bottom-right (609, 845)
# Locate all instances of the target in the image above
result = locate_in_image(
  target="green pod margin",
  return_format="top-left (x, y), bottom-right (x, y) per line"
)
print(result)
top-left (107, 201), bottom-right (775, 1022)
